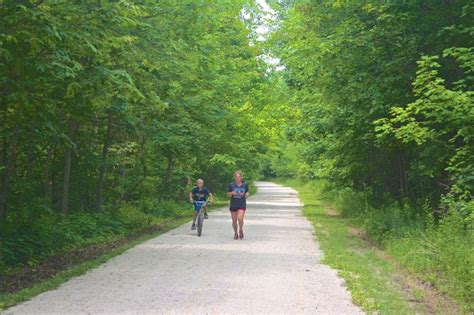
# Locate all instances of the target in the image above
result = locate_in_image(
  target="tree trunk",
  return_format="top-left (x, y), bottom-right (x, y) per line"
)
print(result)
top-left (138, 130), bottom-right (147, 178)
top-left (0, 125), bottom-right (19, 224)
top-left (96, 110), bottom-right (113, 212)
top-left (161, 155), bottom-right (173, 200)
top-left (61, 121), bottom-right (78, 215)
top-left (397, 150), bottom-right (408, 199)
top-left (43, 146), bottom-right (53, 205)
top-left (51, 149), bottom-right (61, 210)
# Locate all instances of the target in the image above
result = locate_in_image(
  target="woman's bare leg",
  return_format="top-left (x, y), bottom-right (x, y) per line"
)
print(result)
top-left (237, 210), bottom-right (245, 237)
top-left (231, 211), bottom-right (238, 237)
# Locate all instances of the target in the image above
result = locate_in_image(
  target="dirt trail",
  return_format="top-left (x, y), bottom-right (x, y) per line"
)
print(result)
top-left (5, 182), bottom-right (362, 314)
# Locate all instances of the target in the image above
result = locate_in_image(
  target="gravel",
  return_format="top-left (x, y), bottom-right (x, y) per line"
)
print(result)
top-left (5, 181), bottom-right (362, 314)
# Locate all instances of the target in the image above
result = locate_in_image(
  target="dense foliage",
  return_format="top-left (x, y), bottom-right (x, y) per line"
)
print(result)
top-left (269, 0), bottom-right (473, 308)
top-left (272, 0), bottom-right (473, 211)
top-left (1, 0), bottom-right (472, 309)
top-left (0, 0), bottom-right (285, 270)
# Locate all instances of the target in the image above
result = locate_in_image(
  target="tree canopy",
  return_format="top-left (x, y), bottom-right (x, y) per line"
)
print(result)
top-left (270, 0), bottom-right (473, 215)
top-left (0, 0), bottom-right (284, 221)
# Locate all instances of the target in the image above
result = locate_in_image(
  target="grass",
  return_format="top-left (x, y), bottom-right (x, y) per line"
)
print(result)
top-left (323, 181), bottom-right (472, 312)
top-left (279, 178), bottom-right (435, 314)
top-left (0, 217), bottom-right (192, 311)
top-left (0, 198), bottom-right (231, 312)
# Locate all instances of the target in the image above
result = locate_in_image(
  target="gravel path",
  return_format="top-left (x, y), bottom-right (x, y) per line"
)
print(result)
top-left (6, 182), bottom-right (362, 314)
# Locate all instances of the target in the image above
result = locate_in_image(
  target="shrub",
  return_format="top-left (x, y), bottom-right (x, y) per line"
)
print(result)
top-left (115, 203), bottom-right (154, 230)
top-left (0, 210), bottom-right (133, 269)
top-left (0, 199), bottom-right (190, 271)
top-left (387, 210), bottom-right (473, 309)
top-left (152, 200), bottom-right (188, 219)
top-left (319, 181), bottom-right (473, 309)
top-left (422, 211), bottom-right (473, 305)
top-left (332, 187), bottom-right (369, 218)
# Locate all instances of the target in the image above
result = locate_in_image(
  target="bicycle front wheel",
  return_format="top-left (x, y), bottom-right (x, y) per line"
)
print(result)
top-left (197, 214), bottom-right (204, 236)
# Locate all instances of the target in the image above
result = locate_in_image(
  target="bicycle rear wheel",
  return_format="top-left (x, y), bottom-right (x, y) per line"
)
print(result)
top-left (197, 214), bottom-right (204, 236)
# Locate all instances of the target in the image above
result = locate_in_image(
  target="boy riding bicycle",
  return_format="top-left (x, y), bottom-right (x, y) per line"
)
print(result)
top-left (189, 179), bottom-right (214, 230)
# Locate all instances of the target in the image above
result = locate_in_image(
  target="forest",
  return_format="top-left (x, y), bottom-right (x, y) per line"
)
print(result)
top-left (1, 0), bottom-right (473, 312)
top-left (0, 0), bottom-right (286, 267)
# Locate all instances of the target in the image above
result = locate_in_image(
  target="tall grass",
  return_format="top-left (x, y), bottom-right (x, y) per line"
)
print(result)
top-left (321, 182), bottom-right (473, 310)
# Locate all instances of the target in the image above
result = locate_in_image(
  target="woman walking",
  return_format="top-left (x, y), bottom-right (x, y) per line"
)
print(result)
top-left (227, 171), bottom-right (249, 240)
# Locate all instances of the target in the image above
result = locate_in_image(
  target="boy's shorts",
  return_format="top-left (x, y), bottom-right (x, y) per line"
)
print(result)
top-left (193, 201), bottom-right (207, 211)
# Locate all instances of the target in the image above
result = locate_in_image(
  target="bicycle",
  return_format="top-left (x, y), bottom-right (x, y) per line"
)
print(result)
top-left (193, 201), bottom-right (206, 237)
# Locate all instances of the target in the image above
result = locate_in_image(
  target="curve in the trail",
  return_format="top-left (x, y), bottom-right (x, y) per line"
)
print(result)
top-left (6, 182), bottom-right (362, 314)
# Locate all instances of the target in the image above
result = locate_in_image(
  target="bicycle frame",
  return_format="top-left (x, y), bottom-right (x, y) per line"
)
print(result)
top-left (194, 201), bottom-right (206, 236)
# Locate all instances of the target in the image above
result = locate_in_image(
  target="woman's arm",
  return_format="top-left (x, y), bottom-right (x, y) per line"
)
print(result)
top-left (209, 192), bottom-right (215, 204)
top-left (227, 184), bottom-right (236, 197)
top-left (189, 192), bottom-right (194, 203)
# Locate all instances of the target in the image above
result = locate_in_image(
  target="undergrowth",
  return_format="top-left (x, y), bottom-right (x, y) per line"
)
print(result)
top-left (316, 180), bottom-right (473, 311)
